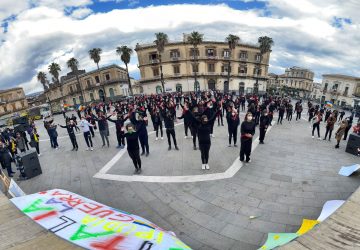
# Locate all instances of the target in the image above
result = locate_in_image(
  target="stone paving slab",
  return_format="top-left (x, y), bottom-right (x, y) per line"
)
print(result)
top-left (8, 110), bottom-right (360, 250)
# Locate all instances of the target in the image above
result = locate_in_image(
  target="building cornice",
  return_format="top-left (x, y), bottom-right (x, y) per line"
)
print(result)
top-left (135, 41), bottom-right (262, 51)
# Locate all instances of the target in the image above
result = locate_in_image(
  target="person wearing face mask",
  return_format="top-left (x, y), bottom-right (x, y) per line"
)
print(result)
top-left (124, 123), bottom-right (142, 174)
top-left (259, 110), bottom-right (271, 144)
top-left (240, 112), bottom-right (256, 163)
top-left (226, 108), bottom-right (240, 147)
top-left (190, 112), bottom-right (217, 170)
top-left (152, 108), bottom-right (163, 140)
top-left (0, 141), bottom-right (15, 177)
top-left (107, 112), bottom-right (128, 149)
top-left (79, 116), bottom-right (94, 151)
top-left (92, 111), bottom-right (110, 147)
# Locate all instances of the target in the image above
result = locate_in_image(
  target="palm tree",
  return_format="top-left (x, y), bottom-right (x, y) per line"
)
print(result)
top-left (116, 45), bottom-right (133, 96)
top-left (187, 31), bottom-right (203, 92)
top-left (37, 71), bottom-right (48, 90)
top-left (225, 34), bottom-right (240, 93)
top-left (256, 36), bottom-right (274, 94)
top-left (88, 48), bottom-right (102, 70)
top-left (67, 57), bottom-right (85, 104)
top-left (48, 62), bottom-right (61, 84)
top-left (154, 32), bottom-right (168, 93)
top-left (89, 48), bottom-right (106, 100)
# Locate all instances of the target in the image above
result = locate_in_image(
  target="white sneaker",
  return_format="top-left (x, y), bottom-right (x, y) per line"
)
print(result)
top-left (86, 148), bottom-right (90, 151)
top-left (38, 153), bottom-right (41, 157)
top-left (205, 164), bottom-right (210, 170)
top-left (56, 147), bottom-right (59, 150)
top-left (161, 137), bottom-right (164, 140)
top-left (184, 136), bottom-right (187, 139)
top-left (191, 136), bottom-right (193, 139)
top-left (201, 164), bottom-right (205, 170)
top-left (312, 136), bottom-right (314, 139)
top-left (211, 134), bottom-right (215, 138)
top-left (90, 147), bottom-right (94, 151)
top-left (155, 137), bottom-right (158, 141)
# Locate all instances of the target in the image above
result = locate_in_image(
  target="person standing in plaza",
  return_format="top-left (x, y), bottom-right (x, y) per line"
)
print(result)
top-left (277, 103), bottom-right (285, 125)
top-left (240, 112), bottom-right (256, 163)
top-left (93, 111), bottom-right (110, 147)
top-left (178, 103), bottom-right (192, 139)
top-left (152, 108), bottom-right (163, 140)
top-left (15, 132), bottom-right (26, 153)
top-left (130, 111), bottom-right (150, 156)
top-left (259, 110), bottom-right (271, 144)
top-left (323, 113), bottom-right (336, 141)
top-left (227, 107), bottom-right (240, 147)
top-left (0, 141), bottom-right (15, 177)
top-left (27, 124), bottom-right (40, 156)
top-left (59, 120), bottom-right (79, 151)
top-left (335, 120), bottom-right (348, 148)
top-left (311, 111), bottom-right (322, 139)
top-left (79, 116), bottom-right (94, 151)
top-left (191, 113), bottom-right (217, 170)
top-left (343, 116), bottom-right (353, 140)
top-left (162, 109), bottom-right (179, 151)
top-left (295, 101), bottom-right (303, 121)
top-left (125, 123), bottom-right (142, 174)
top-left (47, 123), bottom-right (59, 149)
top-left (107, 112), bottom-right (127, 149)
top-left (190, 107), bottom-right (201, 150)
top-left (286, 103), bottom-right (293, 122)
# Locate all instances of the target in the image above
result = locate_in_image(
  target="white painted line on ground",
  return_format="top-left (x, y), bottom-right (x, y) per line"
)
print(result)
top-left (93, 121), bottom-right (274, 183)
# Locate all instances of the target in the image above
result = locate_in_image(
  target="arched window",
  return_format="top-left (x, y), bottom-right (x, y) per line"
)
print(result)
top-left (239, 82), bottom-right (245, 94)
top-left (176, 84), bottom-right (182, 93)
top-left (90, 92), bottom-right (95, 101)
top-left (98, 89), bottom-right (105, 101)
top-left (109, 88), bottom-right (115, 98)
top-left (156, 86), bottom-right (162, 94)
top-left (208, 79), bottom-right (216, 90)
top-left (194, 81), bottom-right (200, 92)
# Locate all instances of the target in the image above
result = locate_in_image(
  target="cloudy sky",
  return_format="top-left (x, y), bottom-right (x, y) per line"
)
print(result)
top-left (0, 0), bottom-right (359, 94)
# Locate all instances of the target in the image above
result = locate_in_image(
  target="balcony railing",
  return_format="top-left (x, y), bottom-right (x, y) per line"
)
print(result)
top-left (223, 56), bottom-right (230, 60)
top-left (221, 72), bottom-right (230, 76)
top-left (239, 57), bottom-right (248, 61)
top-left (171, 57), bottom-right (180, 61)
top-left (207, 72), bottom-right (217, 75)
top-left (149, 59), bottom-right (159, 64)
top-left (238, 73), bottom-right (247, 77)
top-left (206, 55), bottom-right (218, 60)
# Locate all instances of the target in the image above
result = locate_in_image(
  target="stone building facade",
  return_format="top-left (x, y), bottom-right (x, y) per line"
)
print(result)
top-left (0, 87), bottom-right (29, 117)
top-left (135, 35), bottom-right (271, 94)
top-left (45, 64), bottom-right (130, 112)
top-left (320, 74), bottom-right (360, 108)
top-left (268, 66), bottom-right (314, 98)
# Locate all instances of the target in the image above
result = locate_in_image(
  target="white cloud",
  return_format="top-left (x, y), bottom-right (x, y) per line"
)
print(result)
top-left (0, 2), bottom-right (359, 94)
top-left (71, 7), bottom-right (93, 19)
top-left (0, 0), bottom-right (29, 20)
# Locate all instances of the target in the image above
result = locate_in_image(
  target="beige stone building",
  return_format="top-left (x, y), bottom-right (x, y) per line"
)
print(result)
top-left (0, 87), bottom-right (29, 117)
top-left (320, 74), bottom-right (360, 107)
top-left (135, 35), bottom-right (271, 94)
top-left (268, 66), bottom-right (314, 97)
top-left (45, 64), bottom-right (130, 112)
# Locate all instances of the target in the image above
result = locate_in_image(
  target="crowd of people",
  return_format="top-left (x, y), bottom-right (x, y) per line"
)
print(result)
top-left (1, 90), bottom-right (360, 177)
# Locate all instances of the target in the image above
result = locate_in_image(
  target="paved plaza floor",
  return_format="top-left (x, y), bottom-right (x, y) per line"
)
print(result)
top-left (14, 110), bottom-right (360, 250)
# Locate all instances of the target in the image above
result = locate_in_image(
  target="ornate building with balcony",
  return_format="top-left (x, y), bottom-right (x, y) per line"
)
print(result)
top-left (269, 66), bottom-right (314, 98)
top-left (0, 87), bottom-right (29, 118)
top-left (135, 34), bottom-right (271, 94)
top-left (44, 64), bottom-right (130, 112)
top-left (320, 74), bottom-right (360, 108)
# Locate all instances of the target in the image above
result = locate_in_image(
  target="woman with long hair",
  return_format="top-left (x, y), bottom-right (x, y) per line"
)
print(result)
top-left (240, 112), bottom-right (256, 163)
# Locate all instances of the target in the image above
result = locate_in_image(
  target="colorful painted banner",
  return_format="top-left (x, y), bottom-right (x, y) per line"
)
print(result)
top-left (259, 233), bottom-right (298, 249)
top-left (317, 200), bottom-right (345, 222)
top-left (296, 219), bottom-right (319, 236)
top-left (10, 189), bottom-right (191, 250)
